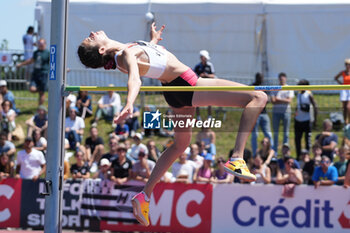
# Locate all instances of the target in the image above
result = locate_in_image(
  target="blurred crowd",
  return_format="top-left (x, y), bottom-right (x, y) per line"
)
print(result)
top-left (0, 27), bottom-right (350, 192)
top-left (0, 81), bottom-right (349, 190)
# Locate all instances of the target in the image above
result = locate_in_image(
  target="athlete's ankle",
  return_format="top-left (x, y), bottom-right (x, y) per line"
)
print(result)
top-left (141, 191), bottom-right (150, 202)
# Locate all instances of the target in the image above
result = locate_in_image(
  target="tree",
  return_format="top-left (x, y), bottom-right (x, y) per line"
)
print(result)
top-left (0, 39), bottom-right (9, 50)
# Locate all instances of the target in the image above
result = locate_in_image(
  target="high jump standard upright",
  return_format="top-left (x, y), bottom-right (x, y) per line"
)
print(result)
top-left (43, 0), bottom-right (68, 232)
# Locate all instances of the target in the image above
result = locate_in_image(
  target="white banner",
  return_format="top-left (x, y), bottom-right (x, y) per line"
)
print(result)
top-left (212, 184), bottom-right (350, 233)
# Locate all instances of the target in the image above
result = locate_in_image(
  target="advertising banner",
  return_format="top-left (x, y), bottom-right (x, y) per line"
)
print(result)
top-left (1, 178), bottom-right (349, 233)
top-left (212, 184), bottom-right (350, 233)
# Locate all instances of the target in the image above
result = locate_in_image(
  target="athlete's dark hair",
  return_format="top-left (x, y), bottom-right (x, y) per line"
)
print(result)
top-left (77, 44), bottom-right (116, 69)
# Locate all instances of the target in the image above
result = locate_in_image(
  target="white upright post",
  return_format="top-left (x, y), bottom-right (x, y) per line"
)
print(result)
top-left (44, 0), bottom-right (68, 232)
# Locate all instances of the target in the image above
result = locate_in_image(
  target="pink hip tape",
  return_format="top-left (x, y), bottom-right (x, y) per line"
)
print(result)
top-left (180, 69), bottom-right (198, 86)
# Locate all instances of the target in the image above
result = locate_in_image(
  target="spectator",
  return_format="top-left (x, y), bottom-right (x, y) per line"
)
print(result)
top-left (0, 131), bottom-right (16, 160)
top-left (187, 143), bottom-right (204, 169)
top-left (85, 127), bottom-right (105, 171)
top-left (70, 150), bottom-right (90, 179)
top-left (196, 127), bottom-right (216, 155)
top-left (315, 119), bottom-right (338, 161)
top-left (197, 140), bottom-right (209, 158)
top-left (257, 137), bottom-right (275, 166)
top-left (299, 149), bottom-right (313, 184)
top-left (271, 72), bottom-right (294, 153)
top-left (334, 146), bottom-right (349, 185)
top-left (25, 105), bottom-right (48, 138)
top-left (124, 139), bottom-right (132, 158)
top-left (277, 144), bottom-right (301, 170)
top-left (66, 93), bottom-right (77, 116)
top-left (16, 137), bottom-right (46, 181)
top-left (311, 143), bottom-right (323, 162)
top-left (22, 26), bottom-right (36, 61)
top-left (334, 58), bottom-right (350, 124)
top-left (269, 157), bottom-right (280, 184)
top-left (129, 133), bottom-right (148, 162)
top-left (312, 155), bottom-right (338, 188)
top-left (0, 80), bottom-right (19, 114)
top-left (22, 26), bottom-right (36, 82)
top-left (172, 152), bottom-right (197, 184)
top-left (194, 153), bottom-right (214, 183)
top-left (147, 139), bottom-right (161, 162)
top-left (276, 156), bottom-right (303, 185)
top-left (132, 149), bottom-right (155, 183)
top-left (251, 72), bottom-right (273, 156)
top-left (111, 143), bottom-right (132, 185)
top-left (0, 153), bottom-right (14, 180)
top-left (212, 157), bottom-right (233, 184)
top-left (344, 161), bottom-right (350, 188)
top-left (124, 106), bottom-right (140, 136)
top-left (193, 50), bottom-right (216, 120)
top-left (110, 119), bottom-right (129, 141)
top-left (251, 153), bottom-right (271, 184)
top-left (243, 149), bottom-right (254, 171)
top-left (302, 144), bottom-right (322, 185)
top-left (92, 87), bottom-right (121, 126)
top-left (65, 107), bottom-right (85, 150)
top-left (0, 100), bottom-right (16, 140)
top-left (100, 137), bottom-right (119, 164)
top-left (299, 149), bottom-right (310, 169)
top-left (32, 129), bottom-right (47, 155)
top-left (294, 79), bottom-right (318, 160)
top-left (93, 158), bottom-right (112, 180)
top-left (76, 91), bottom-right (92, 119)
top-left (17, 38), bottom-right (49, 106)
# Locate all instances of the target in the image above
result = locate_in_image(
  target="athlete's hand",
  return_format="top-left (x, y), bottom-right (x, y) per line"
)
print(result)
top-left (115, 104), bottom-right (133, 124)
top-left (150, 22), bottom-right (165, 44)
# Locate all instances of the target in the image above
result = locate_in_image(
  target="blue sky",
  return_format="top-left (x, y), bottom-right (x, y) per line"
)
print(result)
top-left (0, 0), bottom-right (37, 50)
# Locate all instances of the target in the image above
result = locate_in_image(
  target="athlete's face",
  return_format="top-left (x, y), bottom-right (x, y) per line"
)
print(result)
top-left (83, 31), bottom-right (108, 48)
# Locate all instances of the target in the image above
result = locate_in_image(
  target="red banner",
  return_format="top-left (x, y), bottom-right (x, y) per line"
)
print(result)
top-left (0, 178), bottom-right (22, 228)
top-left (101, 182), bottom-right (212, 233)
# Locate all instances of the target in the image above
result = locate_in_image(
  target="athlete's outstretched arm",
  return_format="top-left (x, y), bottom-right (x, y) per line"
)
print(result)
top-left (150, 22), bottom-right (165, 44)
top-left (115, 49), bottom-right (141, 123)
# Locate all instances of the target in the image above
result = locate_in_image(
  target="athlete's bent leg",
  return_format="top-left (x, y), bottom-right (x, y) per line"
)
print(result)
top-left (192, 78), bottom-right (267, 180)
top-left (132, 107), bottom-right (195, 226)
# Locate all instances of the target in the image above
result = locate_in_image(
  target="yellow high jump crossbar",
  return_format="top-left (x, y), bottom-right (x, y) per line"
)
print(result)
top-left (66, 84), bottom-right (350, 92)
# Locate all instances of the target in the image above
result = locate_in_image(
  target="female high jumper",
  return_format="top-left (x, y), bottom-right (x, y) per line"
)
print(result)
top-left (77, 23), bottom-right (267, 226)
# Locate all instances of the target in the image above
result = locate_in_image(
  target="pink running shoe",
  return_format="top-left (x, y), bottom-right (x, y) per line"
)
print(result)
top-left (131, 192), bottom-right (150, 226)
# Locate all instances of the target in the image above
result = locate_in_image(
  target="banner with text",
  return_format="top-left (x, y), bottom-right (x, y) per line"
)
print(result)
top-left (1, 178), bottom-right (350, 232)
top-left (212, 184), bottom-right (350, 233)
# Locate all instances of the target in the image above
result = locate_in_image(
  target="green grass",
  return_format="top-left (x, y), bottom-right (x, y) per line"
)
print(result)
top-left (12, 92), bottom-right (345, 161)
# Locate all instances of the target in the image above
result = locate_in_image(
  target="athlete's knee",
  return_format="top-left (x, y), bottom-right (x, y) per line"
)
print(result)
top-left (252, 91), bottom-right (268, 106)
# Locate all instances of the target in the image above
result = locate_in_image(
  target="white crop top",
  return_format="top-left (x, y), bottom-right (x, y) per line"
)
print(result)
top-left (114, 40), bottom-right (168, 79)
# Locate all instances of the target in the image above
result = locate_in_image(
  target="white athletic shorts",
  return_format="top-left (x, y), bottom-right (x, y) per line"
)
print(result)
top-left (340, 89), bottom-right (350, 101)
